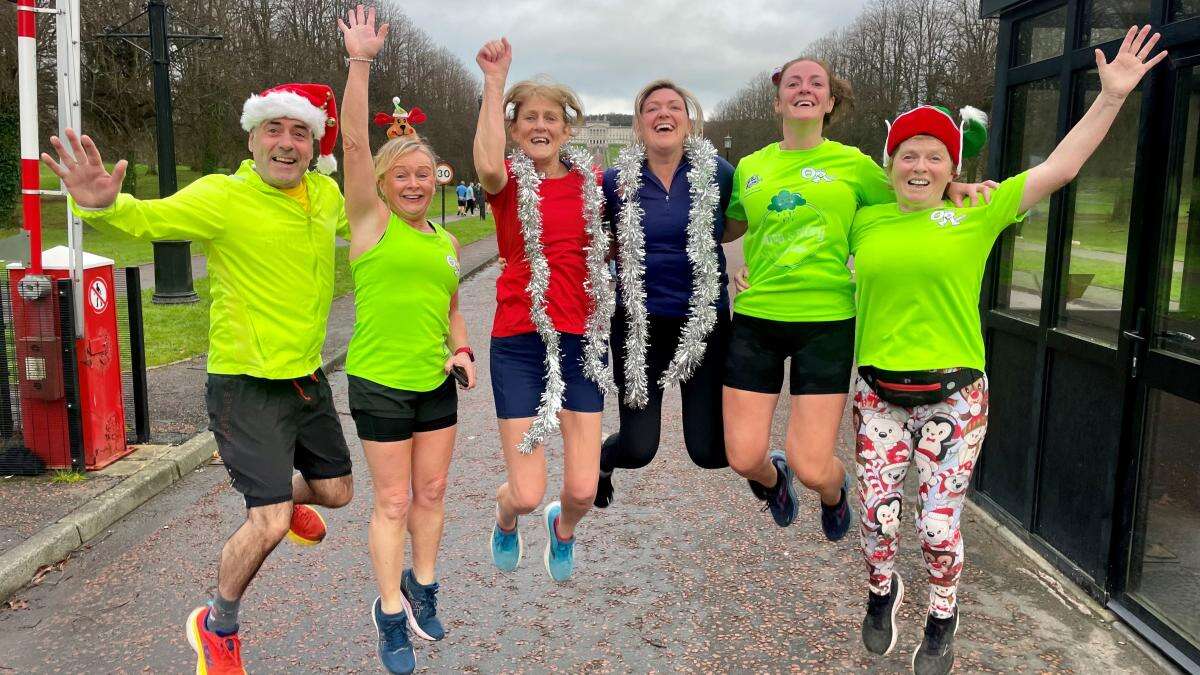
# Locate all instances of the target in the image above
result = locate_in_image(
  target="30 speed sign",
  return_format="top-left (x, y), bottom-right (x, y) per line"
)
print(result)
top-left (435, 162), bottom-right (454, 185)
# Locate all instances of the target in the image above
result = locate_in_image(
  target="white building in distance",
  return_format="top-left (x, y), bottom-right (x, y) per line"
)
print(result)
top-left (571, 120), bottom-right (634, 167)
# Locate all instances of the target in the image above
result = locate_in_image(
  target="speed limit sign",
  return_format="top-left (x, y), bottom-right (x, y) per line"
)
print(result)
top-left (435, 162), bottom-right (454, 185)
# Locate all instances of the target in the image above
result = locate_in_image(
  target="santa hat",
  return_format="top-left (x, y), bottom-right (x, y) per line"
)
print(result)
top-left (882, 105), bottom-right (988, 173)
top-left (241, 83), bottom-right (340, 174)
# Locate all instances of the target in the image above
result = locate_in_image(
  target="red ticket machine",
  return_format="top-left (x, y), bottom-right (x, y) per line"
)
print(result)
top-left (9, 246), bottom-right (129, 469)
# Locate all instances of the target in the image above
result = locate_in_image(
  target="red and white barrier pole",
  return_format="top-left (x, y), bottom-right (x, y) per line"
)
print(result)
top-left (17, 0), bottom-right (43, 275)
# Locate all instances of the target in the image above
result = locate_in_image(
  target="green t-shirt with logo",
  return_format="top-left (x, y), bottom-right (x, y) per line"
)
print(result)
top-left (727, 140), bottom-right (893, 321)
top-left (850, 172), bottom-right (1030, 371)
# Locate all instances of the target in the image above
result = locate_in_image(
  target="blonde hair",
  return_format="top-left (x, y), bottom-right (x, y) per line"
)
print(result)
top-left (504, 77), bottom-right (584, 131)
top-left (772, 56), bottom-right (854, 128)
top-left (632, 79), bottom-right (705, 137)
top-left (373, 137), bottom-right (439, 200)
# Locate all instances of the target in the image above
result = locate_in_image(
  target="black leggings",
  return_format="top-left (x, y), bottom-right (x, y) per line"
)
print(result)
top-left (601, 308), bottom-right (731, 471)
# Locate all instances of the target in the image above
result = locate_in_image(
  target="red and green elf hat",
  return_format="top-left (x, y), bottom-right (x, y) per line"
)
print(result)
top-left (883, 105), bottom-right (988, 173)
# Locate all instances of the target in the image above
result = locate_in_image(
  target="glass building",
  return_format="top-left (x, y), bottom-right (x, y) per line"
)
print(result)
top-left (980, 1), bottom-right (1200, 670)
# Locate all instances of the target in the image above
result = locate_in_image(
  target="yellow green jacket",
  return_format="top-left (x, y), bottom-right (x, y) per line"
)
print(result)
top-left (72, 160), bottom-right (349, 379)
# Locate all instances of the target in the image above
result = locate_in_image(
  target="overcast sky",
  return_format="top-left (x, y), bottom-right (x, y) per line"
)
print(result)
top-left (394, 1), bottom-right (871, 115)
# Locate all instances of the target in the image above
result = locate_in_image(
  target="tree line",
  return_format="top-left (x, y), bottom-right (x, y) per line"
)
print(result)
top-left (705, 0), bottom-right (998, 181)
top-left (0, 0), bottom-right (482, 214)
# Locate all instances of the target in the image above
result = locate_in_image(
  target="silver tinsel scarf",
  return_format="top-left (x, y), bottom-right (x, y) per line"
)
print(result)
top-left (614, 135), bottom-right (721, 403)
top-left (508, 147), bottom-right (615, 453)
top-left (613, 143), bottom-right (650, 407)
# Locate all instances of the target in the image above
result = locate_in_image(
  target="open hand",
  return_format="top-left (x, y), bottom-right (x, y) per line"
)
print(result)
top-left (1098, 25), bottom-right (1167, 99)
top-left (338, 4), bottom-right (389, 60)
top-left (476, 38), bottom-right (512, 79)
top-left (40, 128), bottom-right (126, 209)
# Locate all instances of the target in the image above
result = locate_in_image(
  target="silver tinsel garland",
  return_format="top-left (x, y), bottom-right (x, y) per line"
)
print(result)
top-left (563, 144), bottom-right (617, 399)
top-left (614, 136), bottom-right (721, 403)
top-left (509, 146), bottom-right (615, 453)
top-left (613, 143), bottom-right (650, 408)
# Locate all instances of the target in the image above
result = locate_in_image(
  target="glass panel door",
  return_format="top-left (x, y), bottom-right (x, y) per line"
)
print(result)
top-left (995, 77), bottom-right (1060, 320)
top-left (1057, 71), bottom-right (1143, 343)
top-left (1121, 62), bottom-right (1200, 663)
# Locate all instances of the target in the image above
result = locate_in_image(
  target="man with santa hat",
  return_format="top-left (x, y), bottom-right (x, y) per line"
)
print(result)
top-left (42, 81), bottom-right (353, 673)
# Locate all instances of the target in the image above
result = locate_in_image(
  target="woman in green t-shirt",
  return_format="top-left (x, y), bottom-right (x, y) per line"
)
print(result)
top-left (848, 26), bottom-right (1163, 675)
top-left (721, 57), bottom-right (992, 540)
top-left (341, 11), bottom-right (476, 674)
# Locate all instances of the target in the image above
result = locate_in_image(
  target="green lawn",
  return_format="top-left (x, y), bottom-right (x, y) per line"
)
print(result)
top-left (24, 164), bottom-right (496, 367)
top-left (444, 213), bottom-right (496, 246)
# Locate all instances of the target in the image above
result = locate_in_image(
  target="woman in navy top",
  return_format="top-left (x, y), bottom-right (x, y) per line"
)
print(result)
top-left (595, 79), bottom-right (734, 508)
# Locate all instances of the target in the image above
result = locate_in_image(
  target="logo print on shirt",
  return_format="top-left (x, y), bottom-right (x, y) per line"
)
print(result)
top-left (801, 167), bottom-right (834, 183)
top-left (760, 190), bottom-right (826, 272)
top-left (447, 254), bottom-right (460, 276)
top-left (745, 174), bottom-right (761, 190)
top-left (931, 210), bottom-right (965, 228)
top-left (768, 189), bottom-right (806, 212)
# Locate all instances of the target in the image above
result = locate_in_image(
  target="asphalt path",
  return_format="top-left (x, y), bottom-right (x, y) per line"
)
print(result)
top-left (0, 250), bottom-right (1168, 673)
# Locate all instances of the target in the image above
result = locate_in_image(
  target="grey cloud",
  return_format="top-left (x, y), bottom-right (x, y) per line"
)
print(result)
top-left (393, 0), bottom-right (868, 113)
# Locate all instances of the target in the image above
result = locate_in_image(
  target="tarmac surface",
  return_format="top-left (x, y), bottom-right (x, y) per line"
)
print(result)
top-left (0, 248), bottom-right (1176, 673)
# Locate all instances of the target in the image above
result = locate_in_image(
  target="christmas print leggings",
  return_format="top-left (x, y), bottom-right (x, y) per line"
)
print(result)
top-left (852, 373), bottom-right (989, 619)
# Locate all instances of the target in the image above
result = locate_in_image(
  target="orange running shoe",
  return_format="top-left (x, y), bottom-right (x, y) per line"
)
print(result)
top-left (287, 504), bottom-right (327, 546)
top-left (185, 605), bottom-right (245, 674)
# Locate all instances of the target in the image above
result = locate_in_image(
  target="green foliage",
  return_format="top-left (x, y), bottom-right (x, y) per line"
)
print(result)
top-left (0, 103), bottom-right (20, 228)
top-left (49, 469), bottom-right (87, 484)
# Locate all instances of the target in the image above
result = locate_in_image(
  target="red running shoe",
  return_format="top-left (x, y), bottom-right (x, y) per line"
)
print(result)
top-left (287, 504), bottom-right (327, 546)
top-left (185, 605), bottom-right (245, 674)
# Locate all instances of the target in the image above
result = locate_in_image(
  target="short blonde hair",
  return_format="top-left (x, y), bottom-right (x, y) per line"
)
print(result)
top-left (504, 77), bottom-right (584, 131)
top-left (633, 79), bottom-right (705, 136)
top-left (373, 137), bottom-right (439, 199)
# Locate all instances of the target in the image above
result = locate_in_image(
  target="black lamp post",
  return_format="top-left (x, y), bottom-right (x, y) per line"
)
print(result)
top-left (723, 134), bottom-right (733, 161)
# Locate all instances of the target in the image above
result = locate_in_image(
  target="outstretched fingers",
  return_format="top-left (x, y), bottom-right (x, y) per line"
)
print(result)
top-left (110, 159), bottom-right (128, 185)
top-left (66, 128), bottom-right (88, 167)
top-left (47, 135), bottom-right (77, 168)
top-left (40, 152), bottom-right (68, 179)
top-left (1136, 31), bottom-right (1161, 63)
top-left (81, 134), bottom-right (105, 168)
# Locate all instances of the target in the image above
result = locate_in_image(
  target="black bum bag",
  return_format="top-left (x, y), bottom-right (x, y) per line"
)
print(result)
top-left (858, 366), bottom-right (985, 407)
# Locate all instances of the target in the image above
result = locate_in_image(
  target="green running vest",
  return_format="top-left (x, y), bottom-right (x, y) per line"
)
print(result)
top-left (346, 215), bottom-right (459, 392)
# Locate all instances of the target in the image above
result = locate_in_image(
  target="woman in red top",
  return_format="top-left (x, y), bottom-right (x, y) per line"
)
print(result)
top-left (475, 38), bottom-right (611, 582)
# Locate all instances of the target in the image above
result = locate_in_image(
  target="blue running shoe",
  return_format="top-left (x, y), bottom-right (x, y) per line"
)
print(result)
top-left (821, 469), bottom-right (854, 541)
top-left (372, 597), bottom-right (415, 675)
top-left (749, 450), bottom-right (798, 527)
top-left (490, 506), bottom-right (523, 572)
top-left (400, 568), bottom-right (445, 641)
top-left (542, 500), bottom-right (575, 582)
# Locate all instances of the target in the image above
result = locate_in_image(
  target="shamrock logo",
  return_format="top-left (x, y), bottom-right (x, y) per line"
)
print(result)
top-left (768, 189), bottom-right (806, 213)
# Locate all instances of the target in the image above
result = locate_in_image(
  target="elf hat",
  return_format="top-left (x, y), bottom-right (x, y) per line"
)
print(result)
top-left (882, 105), bottom-right (988, 173)
top-left (241, 83), bottom-right (340, 174)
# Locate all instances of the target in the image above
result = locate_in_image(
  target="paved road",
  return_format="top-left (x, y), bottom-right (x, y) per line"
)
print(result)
top-left (0, 251), bottom-right (1169, 673)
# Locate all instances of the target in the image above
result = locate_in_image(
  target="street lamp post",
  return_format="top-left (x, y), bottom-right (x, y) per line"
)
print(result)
top-left (723, 134), bottom-right (733, 161)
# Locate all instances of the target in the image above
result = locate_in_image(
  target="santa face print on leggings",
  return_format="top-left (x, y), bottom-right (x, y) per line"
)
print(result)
top-left (853, 374), bottom-right (989, 619)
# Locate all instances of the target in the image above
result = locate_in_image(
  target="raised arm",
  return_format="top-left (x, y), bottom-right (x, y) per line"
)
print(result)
top-left (338, 4), bottom-right (390, 246)
top-left (474, 38), bottom-right (512, 195)
top-left (1022, 25), bottom-right (1166, 214)
top-left (43, 129), bottom-right (224, 241)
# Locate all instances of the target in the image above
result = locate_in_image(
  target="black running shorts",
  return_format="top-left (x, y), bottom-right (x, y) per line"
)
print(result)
top-left (206, 370), bottom-right (352, 508)
top-left (348, 374), bottom-right (457, 442)
top-left (723, 314), bottom-right (855, 396)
